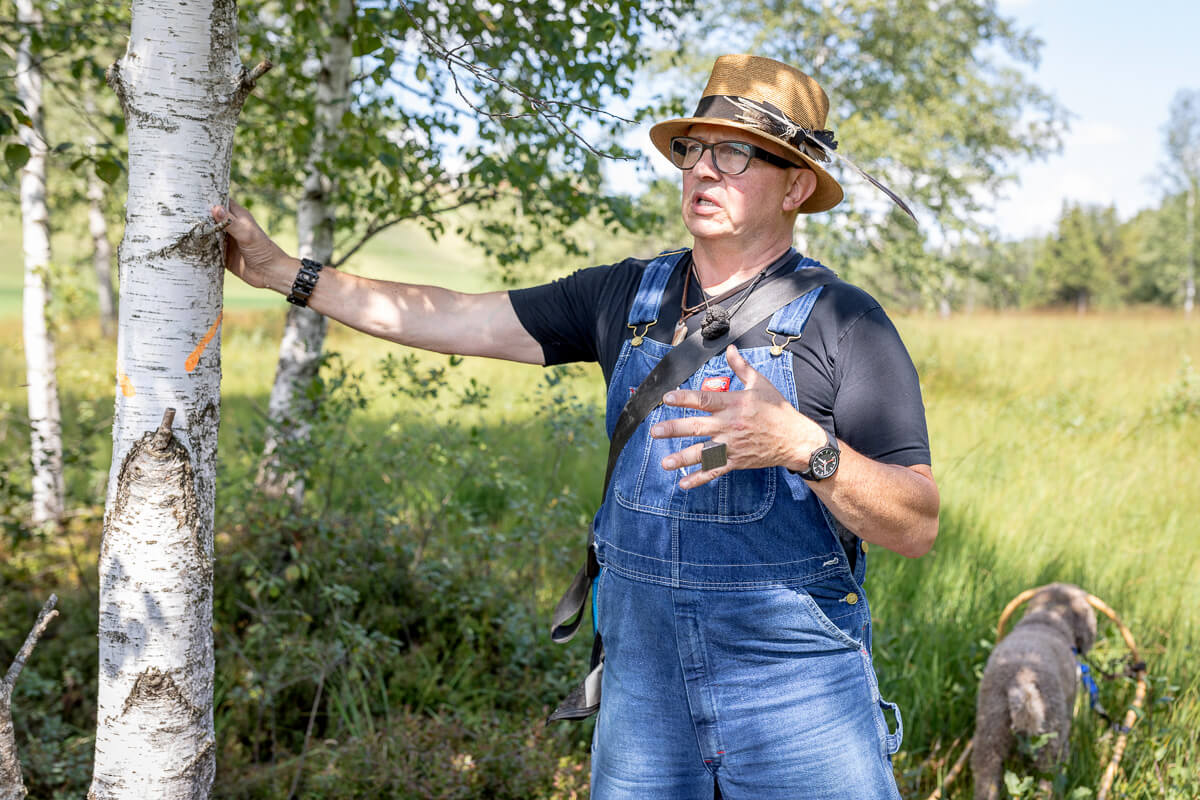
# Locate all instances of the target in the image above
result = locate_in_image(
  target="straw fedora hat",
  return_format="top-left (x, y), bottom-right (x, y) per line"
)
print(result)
top-left (650, 54), bottom-right (844, 214)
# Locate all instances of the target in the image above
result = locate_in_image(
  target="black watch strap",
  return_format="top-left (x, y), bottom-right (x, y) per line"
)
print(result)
top-left (286, 258), bottom-right (324, 307)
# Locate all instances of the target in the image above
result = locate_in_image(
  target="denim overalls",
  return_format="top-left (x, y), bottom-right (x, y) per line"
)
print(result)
top-left (589, 249), bottom-right (904, 800)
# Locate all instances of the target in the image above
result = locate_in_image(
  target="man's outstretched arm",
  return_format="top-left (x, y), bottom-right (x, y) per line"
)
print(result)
top-left (213, 202), bottom-right (545, 365)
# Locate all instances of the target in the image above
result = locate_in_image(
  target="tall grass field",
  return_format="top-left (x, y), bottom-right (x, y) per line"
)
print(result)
top-left (1, 215), bottom-right (1197, 797)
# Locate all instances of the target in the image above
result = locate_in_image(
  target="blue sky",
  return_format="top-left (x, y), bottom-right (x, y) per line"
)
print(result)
top-left (984, 0), bottom-right (1200, 238)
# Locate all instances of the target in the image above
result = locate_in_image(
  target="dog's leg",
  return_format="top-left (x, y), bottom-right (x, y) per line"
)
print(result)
top-left (970, 718), bottom-right (1010, 800)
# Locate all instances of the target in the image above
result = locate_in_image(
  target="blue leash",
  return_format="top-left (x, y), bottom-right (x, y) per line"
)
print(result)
top-left (1075, 650), bottom-right (1120, 728)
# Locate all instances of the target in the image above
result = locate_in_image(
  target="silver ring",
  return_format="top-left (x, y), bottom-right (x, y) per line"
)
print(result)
top-left (701, 441), bottom-right (728, 471)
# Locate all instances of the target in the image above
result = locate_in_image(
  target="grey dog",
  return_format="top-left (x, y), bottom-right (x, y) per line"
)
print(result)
top-left (972, 582), bottom-right (1098, 800)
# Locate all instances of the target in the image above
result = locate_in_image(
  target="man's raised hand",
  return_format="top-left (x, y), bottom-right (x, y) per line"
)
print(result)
top-left (650, 344), bottom-right (829, 490)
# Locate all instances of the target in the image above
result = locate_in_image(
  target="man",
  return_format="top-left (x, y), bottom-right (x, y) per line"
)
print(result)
top-left (216, 54), bottom-right (938, 800)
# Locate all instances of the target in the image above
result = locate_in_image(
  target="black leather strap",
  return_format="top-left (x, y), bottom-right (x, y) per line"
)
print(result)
top-left (548, 266), bottom-right (835, 646)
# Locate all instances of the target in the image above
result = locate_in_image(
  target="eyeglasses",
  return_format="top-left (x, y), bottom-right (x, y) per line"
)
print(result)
top-left (668, 136), bottom-right (803, 176)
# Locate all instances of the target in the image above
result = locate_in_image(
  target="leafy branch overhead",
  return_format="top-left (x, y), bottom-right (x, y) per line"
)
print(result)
top-left (394, 0), bottom-right (636, 160)
top-left (235, 0), bottom-right (692, 268)
top-left (0, 2), bottom-right (129, 187)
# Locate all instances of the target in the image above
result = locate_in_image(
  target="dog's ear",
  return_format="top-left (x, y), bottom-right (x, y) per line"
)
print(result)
top-left (1070, 589), bottom-right (1098, 654)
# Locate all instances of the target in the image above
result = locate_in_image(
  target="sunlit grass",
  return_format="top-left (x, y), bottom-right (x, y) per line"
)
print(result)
top-left (882, 310), bottom-right (1200, 798)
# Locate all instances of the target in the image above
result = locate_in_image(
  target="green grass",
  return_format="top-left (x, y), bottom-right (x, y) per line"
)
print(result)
top-left (3, 206), bottom-right (1199, 797)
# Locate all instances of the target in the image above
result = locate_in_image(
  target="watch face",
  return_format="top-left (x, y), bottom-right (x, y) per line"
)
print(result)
top-left (809, 446), bottom-right (839, 480)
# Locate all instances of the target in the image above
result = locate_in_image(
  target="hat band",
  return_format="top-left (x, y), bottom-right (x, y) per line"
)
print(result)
top-left (692, 95), bottom-right (838, 161)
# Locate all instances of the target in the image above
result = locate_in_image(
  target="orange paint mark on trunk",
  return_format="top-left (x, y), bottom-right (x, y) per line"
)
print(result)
top-left (117, 367), bottom-right (136, 397)
top-left (185, 311), bottom-right (223, 373)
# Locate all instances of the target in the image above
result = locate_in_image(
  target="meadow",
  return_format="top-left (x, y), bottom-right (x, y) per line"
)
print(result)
top-left (1, 213), bottom-right (1198, 798)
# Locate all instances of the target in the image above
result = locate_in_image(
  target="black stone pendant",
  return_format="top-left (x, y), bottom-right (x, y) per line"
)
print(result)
top-left (701, 307), bottom-right (730, 340)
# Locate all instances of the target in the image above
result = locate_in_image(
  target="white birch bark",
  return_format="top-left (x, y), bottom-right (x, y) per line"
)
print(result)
top-left (91, 3), bottom-right (263, 797)
top-left (87, 137), bottom-right (118, 338)
top-left (257, 0), bottom-right (354, 503)
top-left (16, 0), bottom-right (65, 528)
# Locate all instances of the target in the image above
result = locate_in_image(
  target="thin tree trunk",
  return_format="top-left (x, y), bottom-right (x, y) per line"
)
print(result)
top-left (257, 0), bottom-right (354, 504)
top-left (0, 595), bottom-right (58, 800)
top-left (87, 140), bottom-right (118, 338)
top-left (90, 3), bottom-right (264, 797)
top-left (1186, 181), bottom-right (1195, 315)
top-left (16, 0), bottom-right (64, 528)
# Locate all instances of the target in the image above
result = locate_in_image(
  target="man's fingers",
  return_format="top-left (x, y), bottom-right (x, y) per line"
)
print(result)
top-left (662, 389), bottom-right (727, 413)
top-left (659, 441), bottom-right (730, 489)
top-left (660, 441), bottom-right (705, 470)
top-left (679, 467), bottom-right (725, 490)
top-left (651, 414), bottom-right (716, 441)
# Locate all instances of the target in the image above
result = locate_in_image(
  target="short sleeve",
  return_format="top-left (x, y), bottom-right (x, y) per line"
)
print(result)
top-left (508, 266), bottom-right (609, 365)
top-left (832, 307), bottom-right (931, 467)
top-left (507, 259), bottom-right (649, 379)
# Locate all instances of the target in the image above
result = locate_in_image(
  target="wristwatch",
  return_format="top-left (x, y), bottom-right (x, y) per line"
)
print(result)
top-left (795, 429), bottom-right (840, 481)
top-left (286, 258), bottom-right (324, 307)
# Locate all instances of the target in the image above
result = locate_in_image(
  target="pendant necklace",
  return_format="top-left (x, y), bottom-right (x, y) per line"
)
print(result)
top-left (676, 262), bottom-right (770, 344)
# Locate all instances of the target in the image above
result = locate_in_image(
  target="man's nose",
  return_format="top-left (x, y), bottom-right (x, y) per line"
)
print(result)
top-left (692, 148), bottom-right (722, 179)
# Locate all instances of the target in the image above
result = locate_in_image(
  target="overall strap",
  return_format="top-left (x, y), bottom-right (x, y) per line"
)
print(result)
top-left (626, 248), bottom-right (690, 328)
top-left (767, 257), bottom-right (830, 337)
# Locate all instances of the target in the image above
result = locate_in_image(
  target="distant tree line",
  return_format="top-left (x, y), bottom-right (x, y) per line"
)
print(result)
top-left (928, 89), bottom-right (1200, 315)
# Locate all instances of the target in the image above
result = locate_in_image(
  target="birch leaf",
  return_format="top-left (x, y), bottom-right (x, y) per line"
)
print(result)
top-left (4, 143), bottom-right (30, 171)
top-left (95, 157), bottom-right (122, 184)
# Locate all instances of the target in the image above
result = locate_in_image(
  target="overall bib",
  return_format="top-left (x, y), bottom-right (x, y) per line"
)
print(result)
top-left (590, 250), bottom-right (903, 800)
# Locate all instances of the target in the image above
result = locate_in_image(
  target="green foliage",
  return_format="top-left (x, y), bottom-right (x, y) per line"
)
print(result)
top-left (1151, 356), bottom-right (1200, 422)
top-left (4, 142), bottom-right (30, 171)
top-left (1032, 203), bottom-right (1128, 310)
top-left (210, 350), bottom-right (603, 795)
top-left (234, 0), bottom-right (693, 272)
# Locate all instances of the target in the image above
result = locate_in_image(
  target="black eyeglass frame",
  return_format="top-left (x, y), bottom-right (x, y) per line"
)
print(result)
top-left (668, 135), bottom-right (805, 175)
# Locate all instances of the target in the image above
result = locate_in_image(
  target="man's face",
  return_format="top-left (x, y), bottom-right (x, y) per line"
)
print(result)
top-left (679, 124), bottom-right (813, 245)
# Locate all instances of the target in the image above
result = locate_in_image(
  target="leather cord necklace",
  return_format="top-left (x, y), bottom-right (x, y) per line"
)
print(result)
top-left (678, 261), bottom-right (771, 342)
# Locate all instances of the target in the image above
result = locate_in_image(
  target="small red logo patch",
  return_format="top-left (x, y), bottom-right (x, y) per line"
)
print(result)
top-left (701, 376), bottom-right (731, 392)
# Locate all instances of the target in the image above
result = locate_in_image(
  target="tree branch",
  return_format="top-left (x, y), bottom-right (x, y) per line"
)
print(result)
top-left (2, 595), bottom-right (59, 696)
top-left (1, 595), bottom-right (59, 800)
top-left (329, 188), bottom-right (501, 269)
top-left (394, 0), bottom-right (634, 160)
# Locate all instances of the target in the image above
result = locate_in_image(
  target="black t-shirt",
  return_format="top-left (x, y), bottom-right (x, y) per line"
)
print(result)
top-left (509, 251), bottom-right (931, 468)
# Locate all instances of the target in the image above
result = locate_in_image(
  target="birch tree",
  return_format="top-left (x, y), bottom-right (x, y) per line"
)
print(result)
top-left (87, 150), bottom-right (118, 338)
top-left (15, 0), bottom-right (65, 528)
top-left (1164, 88), bottom-right (1200, 315)
top-left (90, 1), bottom-right (266, 795)
top-left (256, 0), bottom-right (354, 502)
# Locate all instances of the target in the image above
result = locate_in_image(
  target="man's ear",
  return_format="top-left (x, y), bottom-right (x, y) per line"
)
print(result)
top-left (782, 168), bottom-right (818, 213)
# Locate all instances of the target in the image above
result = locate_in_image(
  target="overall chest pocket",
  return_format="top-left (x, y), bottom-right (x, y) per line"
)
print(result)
top-left (611, 357), bottom-right (783, 523)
